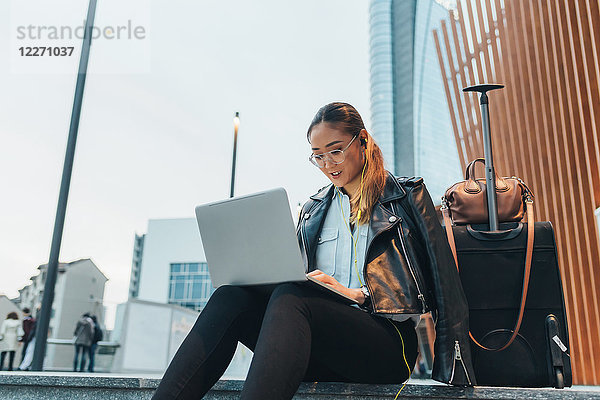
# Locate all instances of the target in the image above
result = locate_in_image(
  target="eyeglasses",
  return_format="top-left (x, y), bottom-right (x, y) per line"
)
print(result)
top-left (309, 135), bottom-right (358, 168)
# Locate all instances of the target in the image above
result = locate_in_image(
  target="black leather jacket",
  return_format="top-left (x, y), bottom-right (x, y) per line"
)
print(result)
top-left (296, 171), bottom-right (477, 386)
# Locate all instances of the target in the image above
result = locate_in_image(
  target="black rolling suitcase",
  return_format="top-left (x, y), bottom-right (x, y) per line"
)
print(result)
top-left (440, 84), bottom-right (572, 388)
top-left (450, 221), bottom-right (572, 387)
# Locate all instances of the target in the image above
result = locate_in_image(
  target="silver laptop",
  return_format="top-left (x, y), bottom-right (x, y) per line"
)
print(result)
top-left (194, 187), bottom-right (358, 305)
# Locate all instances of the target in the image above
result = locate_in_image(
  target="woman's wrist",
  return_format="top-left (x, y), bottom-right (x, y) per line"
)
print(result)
top-left (350, 288), bottom-right (366, 305)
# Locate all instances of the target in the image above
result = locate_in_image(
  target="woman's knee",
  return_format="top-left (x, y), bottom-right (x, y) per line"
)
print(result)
top-left (208, 285), bottom-right (254, 305)
top-left (270, 282), bottom-right (308, 299)
top-left (266, 283), bottom-right (311, 314)
top-left (195, 285), bottom-right (257, 325)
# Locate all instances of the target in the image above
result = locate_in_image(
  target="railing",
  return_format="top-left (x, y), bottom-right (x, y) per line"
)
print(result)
top-left (47, 338), bottom-right (120, 348)
top-left (42, 338), bottom-right (120, 372)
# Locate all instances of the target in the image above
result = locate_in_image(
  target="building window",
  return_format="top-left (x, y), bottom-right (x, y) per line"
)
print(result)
top-left (168, 263), bottom-right (214, 312)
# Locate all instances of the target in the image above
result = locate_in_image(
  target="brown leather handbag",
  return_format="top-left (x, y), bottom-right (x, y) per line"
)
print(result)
top-left (442, 158), bottom-right (532, 225)
top-left (441, 158), bottom-right (535, 352)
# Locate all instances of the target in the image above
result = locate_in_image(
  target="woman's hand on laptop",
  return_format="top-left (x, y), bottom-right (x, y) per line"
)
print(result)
top-left (307, 270), bottom-right (366, 305)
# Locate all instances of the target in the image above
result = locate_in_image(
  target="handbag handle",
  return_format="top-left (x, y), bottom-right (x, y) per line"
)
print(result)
top-left (465, 158), bottom-right (510, 193)
top-left (441, 199), bottom-right (535, 352)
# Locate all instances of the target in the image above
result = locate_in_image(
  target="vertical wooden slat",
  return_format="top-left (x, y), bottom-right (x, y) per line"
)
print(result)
top-left (468, 0), bottom-right (488, 161)
top-left (475, 0), bottom-right (510, 172)
top-left (457, 1), bottom-right (484, 156)
top-left (434, 29), bottom-right (467, 170)
top-left (485, 0), bottom-right (519, 177)
top-left (444, 18), bottom-right (476, 165)
top-left (493, 0), bottom-right (522, 176)
top-left (497, 1), bottom-right (529, 183)
top-left (447, 11), bottom-right (475, 164)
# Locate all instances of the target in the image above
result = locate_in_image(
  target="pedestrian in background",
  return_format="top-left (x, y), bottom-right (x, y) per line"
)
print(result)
top-left (87, 315), bottom-right (103, 372)
top-left (18, 331), bottom-right (35, 371)
top-left (73, 313), bottom-right (94, 372)
top-left (20, 308), bottom-right (35, 364)
top-left (0, 312), bottom-right (24, 371)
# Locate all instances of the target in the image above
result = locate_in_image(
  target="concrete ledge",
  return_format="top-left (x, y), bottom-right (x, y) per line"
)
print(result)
top-left (0, 372), bottom-right (599, 399)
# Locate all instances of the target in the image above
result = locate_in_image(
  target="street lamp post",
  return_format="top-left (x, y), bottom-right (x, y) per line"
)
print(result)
top-left (31, 0), bottom-right (97, 371)
top-left (230, 112), bottom-right (240, 198)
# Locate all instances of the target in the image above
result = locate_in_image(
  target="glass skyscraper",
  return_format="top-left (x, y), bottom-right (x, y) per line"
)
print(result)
top-left (369, 0), bottom-right (461, 204)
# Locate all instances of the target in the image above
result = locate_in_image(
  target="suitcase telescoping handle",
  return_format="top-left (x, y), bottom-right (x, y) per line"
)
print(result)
top-left (445, 83), bottom-right (534, 352)
top-left (441, 200), bottom-right (534, 352)
top-left (463, 84), bottom-right (504, 232)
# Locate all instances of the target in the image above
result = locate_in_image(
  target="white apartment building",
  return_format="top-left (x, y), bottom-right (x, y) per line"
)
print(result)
top-left (17, 258), bottom-right (107, 370)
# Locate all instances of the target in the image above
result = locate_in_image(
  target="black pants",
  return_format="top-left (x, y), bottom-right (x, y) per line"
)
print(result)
top-left (153, 283), bottom-right (418, 400)
top-left (0, 351), bottom-right (16, 371)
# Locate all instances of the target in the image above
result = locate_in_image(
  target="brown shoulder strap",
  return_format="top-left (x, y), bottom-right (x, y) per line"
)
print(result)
top-left (444, 200), bottom-right (535, 352)
top-left (442, 205), bottom-right (458, 268)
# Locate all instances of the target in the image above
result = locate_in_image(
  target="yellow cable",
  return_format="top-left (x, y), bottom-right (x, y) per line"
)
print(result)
top-left (336, 187), bottom-right (363, 287)
top-left (388, 319), bottom-right (412, 399)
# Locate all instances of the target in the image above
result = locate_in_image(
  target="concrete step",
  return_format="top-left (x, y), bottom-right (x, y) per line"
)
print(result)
top-left (0, 372), bottom-right (599, 399)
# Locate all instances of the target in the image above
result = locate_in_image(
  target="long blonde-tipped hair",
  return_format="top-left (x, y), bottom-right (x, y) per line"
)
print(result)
top-left (307, 102), bottom-right (387, 225)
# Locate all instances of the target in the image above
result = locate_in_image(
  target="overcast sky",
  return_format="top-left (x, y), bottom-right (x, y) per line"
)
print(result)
top-left (0, 0), bottom-right (371, 327)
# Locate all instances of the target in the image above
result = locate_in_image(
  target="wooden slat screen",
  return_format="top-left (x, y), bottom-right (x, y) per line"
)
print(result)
top-left (433, 0), bottom-right (600, 385)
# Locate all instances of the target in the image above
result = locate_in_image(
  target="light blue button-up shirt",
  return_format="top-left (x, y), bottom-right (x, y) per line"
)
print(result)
top-left (315, 187), bottom-right (368, 290)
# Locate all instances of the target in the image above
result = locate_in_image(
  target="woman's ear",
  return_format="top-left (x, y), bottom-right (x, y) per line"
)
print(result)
top-left (360, 129), bottom-right (368, 147)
